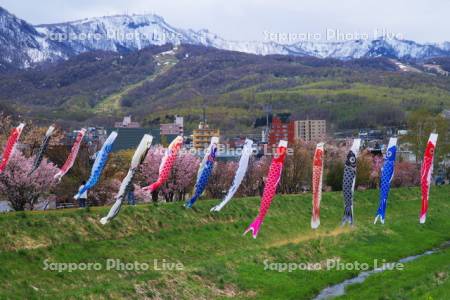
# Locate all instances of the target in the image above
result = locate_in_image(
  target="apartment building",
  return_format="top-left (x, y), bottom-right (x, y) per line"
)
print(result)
top-left (294, 120), bottom-right (326, 142)
top-left (192, 122), bottom-right (220, 150)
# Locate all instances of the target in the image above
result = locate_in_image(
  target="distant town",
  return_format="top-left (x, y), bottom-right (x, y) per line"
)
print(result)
top-left (70, 110), bottom-right (450, 167)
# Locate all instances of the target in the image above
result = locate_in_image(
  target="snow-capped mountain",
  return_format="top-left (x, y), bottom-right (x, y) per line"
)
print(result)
top-left (0, 7), bottom-right (68, 68)
top-left (1, 5), bottom-right (450, 68)
top-left (284, 38), bottom-right (448, 60)
top-left (36, 14), bottom-right (184, 54)
top-left (438, 41), bottom-right (450, 51)
top-left (35, 14), bottom-right (289, 57)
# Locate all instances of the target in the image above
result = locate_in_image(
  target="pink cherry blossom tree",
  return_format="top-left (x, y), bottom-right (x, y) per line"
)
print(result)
top-left (238, 156), bottom-right (271, 197)
top-left (392, 161), bottom-right (420, 188)
top-left (0, 151), bottom-right (59, 211)
top-left (280, 142), bottom-right (314, 194)
top-left (206, 161), bottom-right (238, 199)
top-left (370, 154), bottom-right (384, 189)
top-left (89, 178), bottom-right (121, 206)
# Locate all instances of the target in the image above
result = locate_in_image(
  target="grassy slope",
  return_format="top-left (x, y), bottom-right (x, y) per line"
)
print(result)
top-left (341, 248), bottom-right (450, 299)
top-left (143, 77), bottom-right (450, 132)
top-left (0, 186), bottom-right (449, 299)
top-left (93, 51), bottom-right (179, 115)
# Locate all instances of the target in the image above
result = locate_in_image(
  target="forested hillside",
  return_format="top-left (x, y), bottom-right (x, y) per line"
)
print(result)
top-left (1, 44), bottom-right (450, 131)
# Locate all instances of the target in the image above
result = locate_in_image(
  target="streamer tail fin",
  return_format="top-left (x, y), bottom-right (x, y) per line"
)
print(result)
top-left (311, 217), bottom-right (320, 229)
top-left (243, 217), bottom-right (263, 239)
top-left (144, 181), bottom-right (162, 193)
top-left (374, 214), bottom-right (385, 224)
top-left (341, 207), bottom-right (353, 226)
top-left (184, 197), bottom-right (196, 208)
top-left (419, 213), bottom-right (427, 224)
top-left (210, 204), bottom-right (223, 212)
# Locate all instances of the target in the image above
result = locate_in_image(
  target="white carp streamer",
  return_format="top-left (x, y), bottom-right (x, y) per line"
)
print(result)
top-left (54, 128), bottom-right (86, 181)
top-left (100, 135), bottom-right (153, 224)
top-left (211, 139), bottom-right (254, 212)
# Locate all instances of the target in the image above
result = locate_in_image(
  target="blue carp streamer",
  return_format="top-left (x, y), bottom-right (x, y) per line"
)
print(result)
top-left (374, 138), bottom-right (398, 224)
top-left (74, 131), bottom-right (118, 199)
top-left (185, 137), bottom-right (219, 208)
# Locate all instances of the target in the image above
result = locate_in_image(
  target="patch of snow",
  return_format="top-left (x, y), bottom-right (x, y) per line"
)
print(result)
top-left (2, 7), bottom-right (450, 67)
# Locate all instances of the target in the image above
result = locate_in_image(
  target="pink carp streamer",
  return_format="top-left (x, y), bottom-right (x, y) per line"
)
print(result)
top-left (143, 136), bottom-right (183, 192)
top-left (54, 128), bottom-right (86, 181)
top-left (0, 123), bottom-right (25, 174)
top-left (420, 133), bottom-right (438, 224)
top-left (244, 140), bottom-right (288, 238)
top-left (311, 143), bottom-right (324, 229)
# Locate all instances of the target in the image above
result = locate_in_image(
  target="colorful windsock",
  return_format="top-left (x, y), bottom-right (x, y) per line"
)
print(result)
top-left (211, 139), bottom-right (253, 212)
top-left (420, 133), bottom-right (438, 224)
top-left (311, 142), bottom-right (325, 229)
top-left (342, 139), bottom-right (361, 226)
top-left (374, 138), bottom-right (398, 224)
top-left (29, 125), bottom-right (55, 175)
top-left (143, 136), bottom-right (183, 192)
top-left (54, 129), bottom-right (86, 181)
top-left (74, 131), bottom-right (118, 200)
top-left (185, 137), bottom-right (219, 208)
top-left (100, 135), bottom-right (153, 224)
top-left (0, 123), bottom-right (25, 174)
top-left (244, 140), bottom-right (287, 238)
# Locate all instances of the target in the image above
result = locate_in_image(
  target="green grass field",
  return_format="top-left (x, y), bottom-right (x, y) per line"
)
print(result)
top-left (0, 186), bottom-right (449, 299)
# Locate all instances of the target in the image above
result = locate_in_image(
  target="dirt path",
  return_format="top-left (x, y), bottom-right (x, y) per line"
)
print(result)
top-left (268, 226), bottom-right (354, 248)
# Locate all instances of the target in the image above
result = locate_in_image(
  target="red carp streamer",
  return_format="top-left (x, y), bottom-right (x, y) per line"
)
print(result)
top-left (420, 133), bottom-right (438, 224)
top-left (311, 143), bottom-right (324, 229)
top-left (54, 128), bottom-right (86, 181)
top-left (144, 136), bottom-right (183, 192)
top-left (244, 140), bottom-right (288, 238)
top-left (0, 123), bottom-right (25, 174)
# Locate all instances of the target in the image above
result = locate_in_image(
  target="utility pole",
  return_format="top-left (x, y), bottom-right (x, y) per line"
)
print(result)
top-left (202, 105), bottom-right (207, 124)
top-left (263, 104), bottom-right (272, 143)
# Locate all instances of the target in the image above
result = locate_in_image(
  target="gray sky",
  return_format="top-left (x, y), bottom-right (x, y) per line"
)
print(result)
top-left (1, 0), bottom-right (449, 43)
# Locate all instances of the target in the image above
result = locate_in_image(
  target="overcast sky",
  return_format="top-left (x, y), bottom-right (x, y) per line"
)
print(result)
top-left (2, 0), bottom-right (449, 43)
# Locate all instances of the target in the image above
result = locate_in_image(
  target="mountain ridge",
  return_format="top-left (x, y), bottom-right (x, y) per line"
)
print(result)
top-left (2, 6), bottom-right (450, 68)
